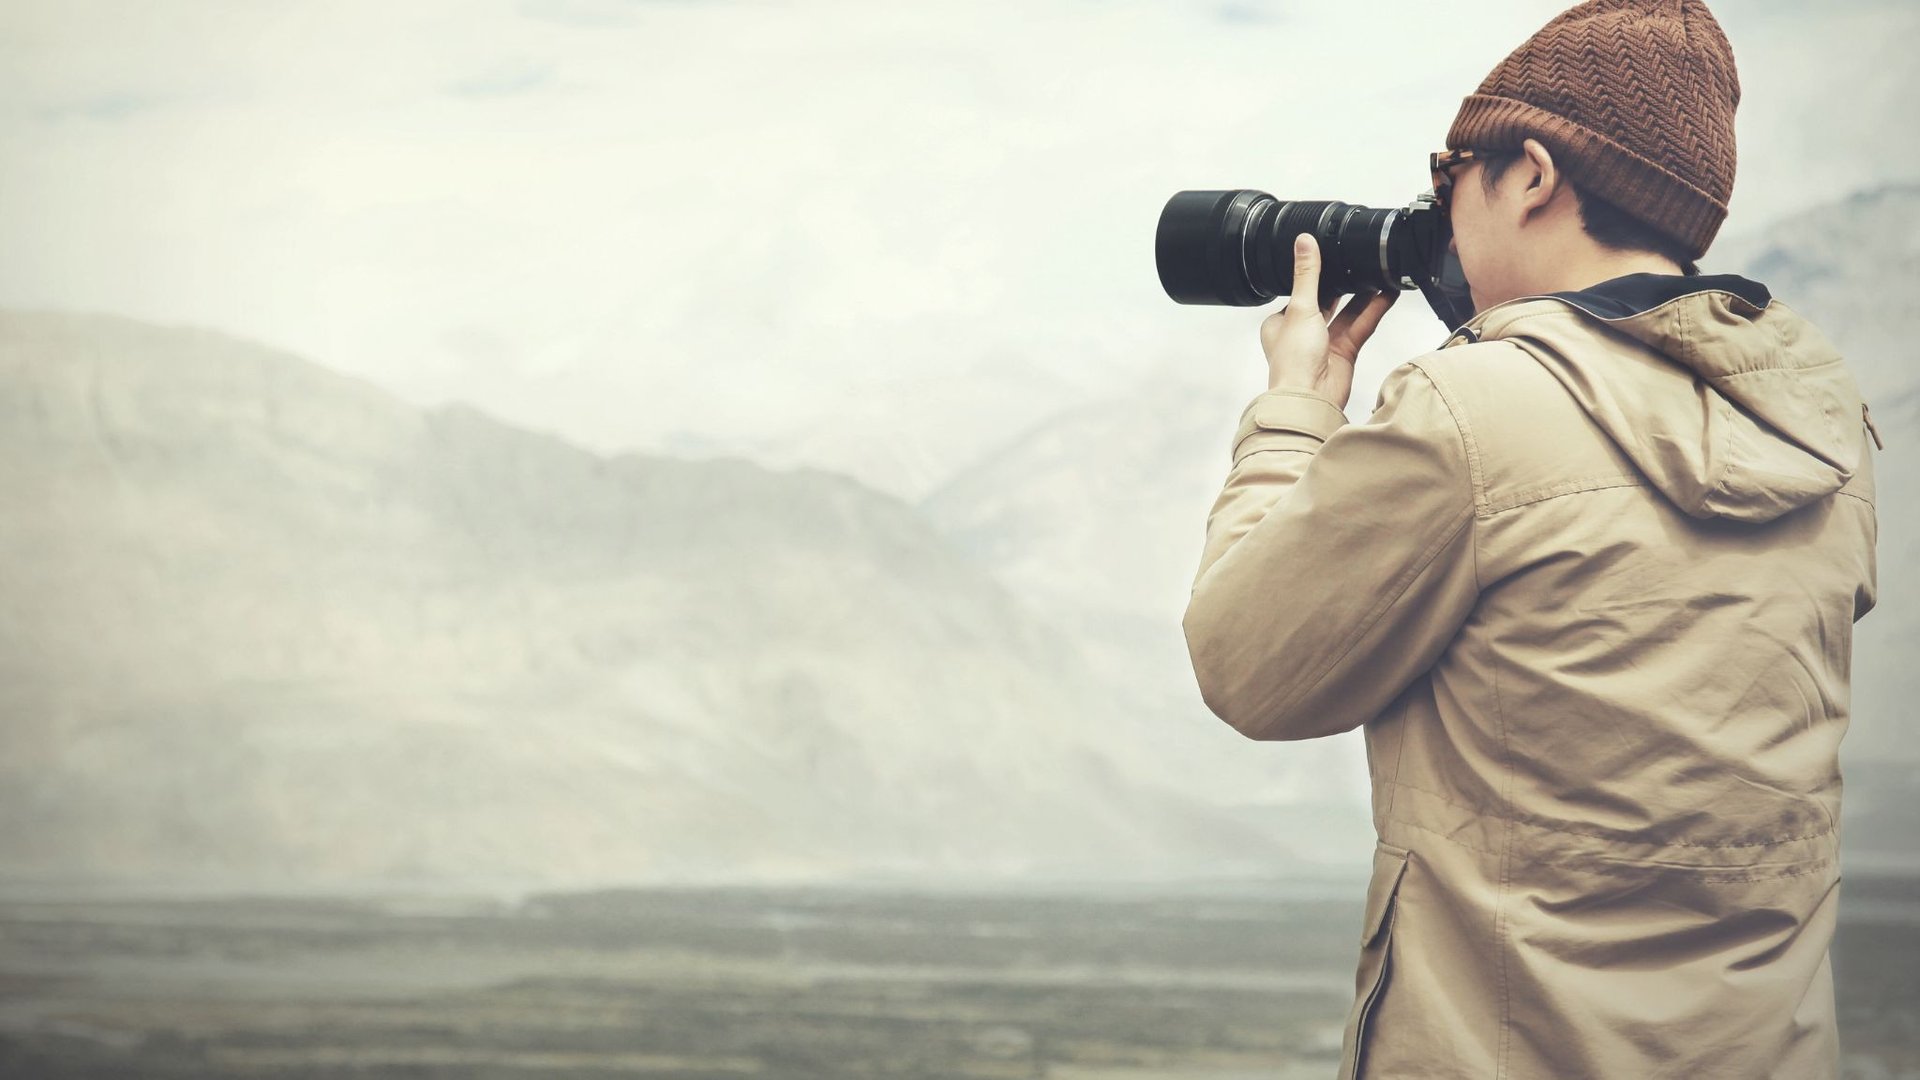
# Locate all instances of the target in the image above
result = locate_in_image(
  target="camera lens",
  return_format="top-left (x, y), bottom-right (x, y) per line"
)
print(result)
top-left (1156, 190), bottom-right (1408, 306)
top-left (1155, 190), bottom-right (1270, 306)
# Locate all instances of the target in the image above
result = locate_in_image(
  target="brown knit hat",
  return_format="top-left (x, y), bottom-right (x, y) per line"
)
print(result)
top-left (1446, 0), bottom-right (1741, 260)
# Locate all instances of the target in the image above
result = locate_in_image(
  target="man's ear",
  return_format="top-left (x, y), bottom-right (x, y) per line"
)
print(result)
top-left (1517, 137), bottom-right (1560, 218)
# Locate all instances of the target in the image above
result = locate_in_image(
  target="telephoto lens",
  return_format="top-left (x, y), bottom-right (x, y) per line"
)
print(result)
top-left (1153, 189), bottom-right (1474, 329)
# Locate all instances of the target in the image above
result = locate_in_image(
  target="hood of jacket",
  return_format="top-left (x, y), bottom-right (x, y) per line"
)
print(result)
top-left (1449, 272), bottom-right (1865, 523)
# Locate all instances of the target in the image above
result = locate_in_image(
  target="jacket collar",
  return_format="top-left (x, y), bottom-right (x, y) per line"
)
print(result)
top-left (1444, 272), bottom-right (1773, 346)
top-left (1437, 269), bottom-right (1866, 523)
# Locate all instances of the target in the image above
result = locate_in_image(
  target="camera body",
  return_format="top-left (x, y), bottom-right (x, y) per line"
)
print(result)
top-left (1154, 190), bottom-right (1476, 330)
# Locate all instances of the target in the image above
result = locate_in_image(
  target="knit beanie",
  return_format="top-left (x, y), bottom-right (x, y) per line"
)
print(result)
top-left (1445, 0), bottom-right (1741, 260)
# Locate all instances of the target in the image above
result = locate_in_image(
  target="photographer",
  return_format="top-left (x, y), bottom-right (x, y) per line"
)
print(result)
top-left (1180, 1), bottom-right (1881, 1077)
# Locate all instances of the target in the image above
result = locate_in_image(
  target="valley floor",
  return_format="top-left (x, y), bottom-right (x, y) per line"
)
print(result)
top-left (0, 875), bottom-right (1913, 1079)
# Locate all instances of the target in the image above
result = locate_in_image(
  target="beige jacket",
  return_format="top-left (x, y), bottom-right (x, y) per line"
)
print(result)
top-left (1183, 273), bottom-right (1880, 1079)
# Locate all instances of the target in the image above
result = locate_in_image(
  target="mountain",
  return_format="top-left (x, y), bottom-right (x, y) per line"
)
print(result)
top-left (923, 185), bottom-right (1920, 866)
top-left (701, 359), bottom-right (1093, 504)
top-left (0, 310), bottom-right (1298, 893)
top-left (917, 374), bottom-right (1380, 812)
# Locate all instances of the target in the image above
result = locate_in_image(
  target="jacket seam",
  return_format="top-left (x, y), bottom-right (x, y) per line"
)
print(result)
top-left (1714, 354), bottom-right (1850, 379)
top-left (1233, 445), bottom-right (1317, 465)
top-left (1385, 816), bottom-right (1502, 858)
top-left (1386, 777), bottom-right (1841, 847)
top-left (1482, 473), bottom-right (1871, 516)
top-left (1408, 362), bottom-right (1485, 590)
top-left (1490, 627), bottom-right (1514, 1080)
top-left (1693, 862), bottom-right (1836, 884)
top-left (1372, 811), bottom-right (1834, 874)
top-left (1483, 475), bottom-right (1644, 517)
top-left (1384, 690), bottom-right (1414, 820)
top-left (1688, 298), bottom-right (1745, 513)
top-left (1382, 808), bottom-right (1838, 880)
top-left (1560, 851), bottom-right (1836, 876)
top-left (1409, 361), bottom-right (1485, 509)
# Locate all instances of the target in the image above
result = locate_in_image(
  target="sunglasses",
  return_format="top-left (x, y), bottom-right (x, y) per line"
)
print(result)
top-left (1429, 148), bottom-right (1485, 215)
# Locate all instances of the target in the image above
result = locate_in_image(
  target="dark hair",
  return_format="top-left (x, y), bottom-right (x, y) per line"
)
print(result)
top-left (1478, 148), bottom-right (1700, 274)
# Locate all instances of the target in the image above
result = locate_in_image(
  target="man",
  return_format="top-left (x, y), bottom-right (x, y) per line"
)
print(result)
top-left (1180, 1), bottom-right (1881, 1077)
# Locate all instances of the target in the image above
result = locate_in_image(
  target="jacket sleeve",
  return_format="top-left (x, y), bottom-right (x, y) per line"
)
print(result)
top-left (1182, 361), bottom-right (1481, 741)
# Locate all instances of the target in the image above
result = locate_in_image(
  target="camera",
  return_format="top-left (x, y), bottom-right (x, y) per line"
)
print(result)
top-left (1154, 190), bottom-right (1477, 331)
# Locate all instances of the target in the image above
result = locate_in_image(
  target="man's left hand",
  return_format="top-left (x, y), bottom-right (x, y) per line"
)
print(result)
top-left (1260, 232), bottom-right (1398, 409)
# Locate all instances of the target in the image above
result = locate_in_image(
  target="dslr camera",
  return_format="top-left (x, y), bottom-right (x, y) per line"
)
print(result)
top-left (1154, 190), bottom-right (1476, 330)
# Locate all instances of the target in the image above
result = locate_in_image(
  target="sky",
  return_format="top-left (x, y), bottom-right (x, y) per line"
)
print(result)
top-left (1, 0), bottom-right (1915, 498)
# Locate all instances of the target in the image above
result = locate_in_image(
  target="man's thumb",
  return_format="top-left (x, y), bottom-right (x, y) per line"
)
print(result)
top-left (1291, 232), bottom-right (1320, 310)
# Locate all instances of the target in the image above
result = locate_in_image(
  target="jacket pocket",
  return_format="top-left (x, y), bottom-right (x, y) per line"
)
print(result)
top-left (1338, 840), bottom-right (1412, 1080)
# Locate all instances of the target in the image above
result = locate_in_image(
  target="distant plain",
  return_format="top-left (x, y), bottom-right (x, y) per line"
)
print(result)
top-left (0, 875), bottom-right (1913, 1079)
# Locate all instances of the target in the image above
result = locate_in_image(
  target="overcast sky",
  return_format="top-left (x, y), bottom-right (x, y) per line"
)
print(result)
top-left (2, 0), bottom-right (1914, 497)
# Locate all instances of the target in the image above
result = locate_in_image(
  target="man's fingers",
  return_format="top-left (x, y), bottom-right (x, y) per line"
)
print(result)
top-left (1330, 289), bottom-right (1399, 353)
top-left (1288, 233), bottom-right (1321, 319)
top-left (1327, 289), bottom-right (1379, 332)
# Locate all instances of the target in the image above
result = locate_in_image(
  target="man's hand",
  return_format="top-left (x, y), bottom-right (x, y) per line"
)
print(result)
top-left (1260, 232), bottom-right (1398, 408)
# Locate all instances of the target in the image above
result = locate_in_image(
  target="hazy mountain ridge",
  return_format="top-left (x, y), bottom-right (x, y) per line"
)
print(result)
top-left (0, 310), bottom-right (1294, 892)
top-left (914, 378), bottom-right (1366, 807)
top-left (5, 188), bottom-right (1908, 893)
